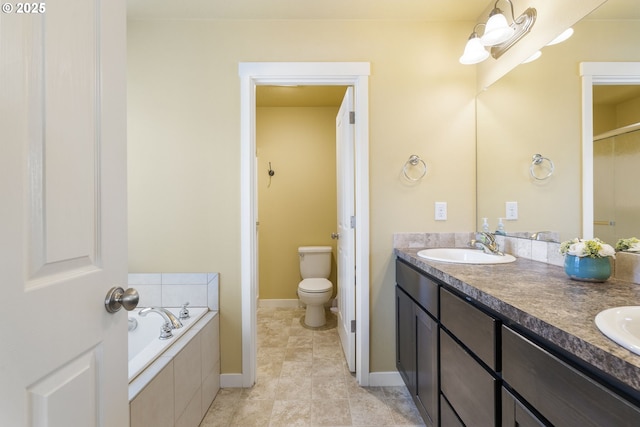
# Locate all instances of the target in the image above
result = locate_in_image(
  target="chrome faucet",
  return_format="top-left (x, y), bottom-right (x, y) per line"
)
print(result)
top-left (469, 232), bottom-right (504, 256)
top-left (139, 307), bottom-right (184, 339)
top-left (530, 231), bottom-right (552, 241)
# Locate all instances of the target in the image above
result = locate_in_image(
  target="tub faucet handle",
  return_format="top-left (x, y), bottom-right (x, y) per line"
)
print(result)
top-left (179, 302), bottom-right (190, 320)
top-left (159, 322), bottom-right (173, 340)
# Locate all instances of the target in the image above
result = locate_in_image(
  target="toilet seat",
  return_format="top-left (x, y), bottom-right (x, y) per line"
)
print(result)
top-left (298, 278), bottom-right (332, 293)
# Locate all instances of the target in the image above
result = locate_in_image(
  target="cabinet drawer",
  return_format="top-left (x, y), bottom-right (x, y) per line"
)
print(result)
top-left (441, 330), bottom-right (497, 427)
top-left (441, 288), bottom-right (498, 370)
top-left (502, 326), bottom-right (640, 427)
top-left (440, 395), bottom-right (463, 427)
top-left (395, 260), bottom-right (438, 315)
top-left (501, 387), bottom-right (545, 427)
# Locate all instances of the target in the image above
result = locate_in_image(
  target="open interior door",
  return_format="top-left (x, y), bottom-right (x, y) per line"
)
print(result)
top-left (0, 0), bottom-right (130, 425)
top-left (336, 87), bottom-right (356, 372)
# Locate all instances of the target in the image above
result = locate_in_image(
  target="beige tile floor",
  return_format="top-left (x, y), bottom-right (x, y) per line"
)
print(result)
top-left (200, 306), bottom-right (425, 427)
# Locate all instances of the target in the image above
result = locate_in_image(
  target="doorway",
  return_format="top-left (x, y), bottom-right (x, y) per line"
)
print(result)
top-left (580, 62), bottom-right (640, 239)
top-left (239, 62), bottom-right (371, 387)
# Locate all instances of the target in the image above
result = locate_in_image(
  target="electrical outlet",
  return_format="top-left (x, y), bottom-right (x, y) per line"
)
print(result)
top-left (506, 201), bottom-right (518, 220)
top-left (435, 202), bottom-right (447, 221)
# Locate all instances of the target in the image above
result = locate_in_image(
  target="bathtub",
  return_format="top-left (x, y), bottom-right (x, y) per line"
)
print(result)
top-left (128, 306), bottom-right (208, 382)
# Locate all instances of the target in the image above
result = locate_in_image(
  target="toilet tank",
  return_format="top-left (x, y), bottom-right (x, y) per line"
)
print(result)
top-left (298, 246), bottom-right (332, 279)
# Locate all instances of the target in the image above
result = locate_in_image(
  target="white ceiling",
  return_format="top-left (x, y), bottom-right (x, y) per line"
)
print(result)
top-left (127, 0), bottom-right (487, 21)
top-left (127, 0), bottom-right (640, 21)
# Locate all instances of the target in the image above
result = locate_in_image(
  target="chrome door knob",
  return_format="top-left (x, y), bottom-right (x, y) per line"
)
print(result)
top-left (331, 232), bottom-right (340, 239)
top-left (104, 286), bottom-right (140, 313)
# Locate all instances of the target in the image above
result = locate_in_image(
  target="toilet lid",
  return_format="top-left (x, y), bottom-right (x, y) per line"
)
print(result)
top-left (299, 278), bottom-right (332, 293)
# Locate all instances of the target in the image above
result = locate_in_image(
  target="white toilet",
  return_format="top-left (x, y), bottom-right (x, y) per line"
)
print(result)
top-left (297, 246), bottom-right (333, 327)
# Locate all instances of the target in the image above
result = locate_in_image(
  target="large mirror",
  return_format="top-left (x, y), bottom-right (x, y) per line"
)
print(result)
top-left (476, 0), bottom-right (640, 243)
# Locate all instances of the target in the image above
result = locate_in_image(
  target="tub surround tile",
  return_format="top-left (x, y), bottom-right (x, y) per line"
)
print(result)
top-left (129, 355), bottom-right (173, 401)
top-left (128, 271), bottom-right (219, 310)
top-left (130, 361), bottom-right (175, 427)
top-left (395, 247), bottom-right (640, 393)
top-left (207, 274), bottom-right (219, 311)
top-left (163, 284), bottom-right (208, 308)
top-left (174, 334), bottom-right (202, 420)
top-left (133, 284), bottom-right (162, 308)
top-left (202, 359), bottom-right (220, 419)
top-left (128, 273), bottom-right (162, 285)
top-left (129, 312), bottom-right (220, 427)
top-left (162, 273), bottom-right (209, 285)
top-left (175, 386), bottom-right (202, 427)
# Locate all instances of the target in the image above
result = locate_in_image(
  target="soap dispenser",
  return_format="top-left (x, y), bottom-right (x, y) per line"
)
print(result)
top-left (482, 218), bottom-right (490, 232)
top-left (496, 218), bottom-right (506, 235)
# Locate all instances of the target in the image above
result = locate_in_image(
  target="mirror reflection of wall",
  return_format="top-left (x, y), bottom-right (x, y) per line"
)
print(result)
top-left (593, 86), bottom-right (640, 243)
top-left (476, 2), bottom-right (640, 243)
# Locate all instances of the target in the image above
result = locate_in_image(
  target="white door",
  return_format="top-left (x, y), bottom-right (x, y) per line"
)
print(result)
top-left (336, 87), bottom-right (356, 372)
top-left (0, 0), bottom-right (129, 425)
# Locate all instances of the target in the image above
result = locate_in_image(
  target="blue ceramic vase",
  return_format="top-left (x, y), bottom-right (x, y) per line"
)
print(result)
top-left (564, 254), bottom-right (611, 282)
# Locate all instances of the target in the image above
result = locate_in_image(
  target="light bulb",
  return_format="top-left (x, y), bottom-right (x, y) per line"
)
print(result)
top-left (459, 35), bottom-right (490, 65)
top-left (481, 10), bottom-right (515, 46)
top-left (547, 28), bottom-right (574, 46)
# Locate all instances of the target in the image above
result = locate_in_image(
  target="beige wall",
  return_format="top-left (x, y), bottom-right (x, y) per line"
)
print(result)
top-left (127, 19), bottom-right (477, 374)
top-left (256, 106), bottom-right (338, 300)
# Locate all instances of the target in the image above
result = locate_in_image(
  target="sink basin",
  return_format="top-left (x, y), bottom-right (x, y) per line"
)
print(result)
top-left (595, 306), bottom-right (640, 356)
top-left (416, 248), bottom-right (516, 264)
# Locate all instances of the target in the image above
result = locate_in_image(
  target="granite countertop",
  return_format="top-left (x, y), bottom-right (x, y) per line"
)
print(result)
top-left (395, 247), bottom-right (640, 394)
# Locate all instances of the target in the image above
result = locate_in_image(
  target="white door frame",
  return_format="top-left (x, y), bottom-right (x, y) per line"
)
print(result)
top-left (580, 62), bottom-right (640, 239)
top-left (239, 62), bottom-right (371, 386)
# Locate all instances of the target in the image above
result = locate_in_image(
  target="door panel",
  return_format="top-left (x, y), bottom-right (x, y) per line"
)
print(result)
top-left (336, 87), bottom-right (356, 372)
top-left (1, 0), bottom-right (129, 425)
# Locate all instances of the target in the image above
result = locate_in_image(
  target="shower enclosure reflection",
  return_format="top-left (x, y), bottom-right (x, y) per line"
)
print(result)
top-left (594, 125), bottom-right (640, 243)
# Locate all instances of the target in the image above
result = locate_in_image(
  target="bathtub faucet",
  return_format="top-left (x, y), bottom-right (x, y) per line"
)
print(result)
top-left (139, 307), bottom-right (183, 329)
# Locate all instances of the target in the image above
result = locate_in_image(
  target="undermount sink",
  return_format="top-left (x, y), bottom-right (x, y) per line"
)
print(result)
top-left (595, 306), bottom-right (640, 356)
top-left (417, 248), bottom-right (516, 264)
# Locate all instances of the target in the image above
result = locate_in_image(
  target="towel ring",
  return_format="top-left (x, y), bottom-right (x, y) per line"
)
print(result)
top-left (530, 154), bottom-right (554, 180)
top-left (402, 155), bottom-right (427, 182)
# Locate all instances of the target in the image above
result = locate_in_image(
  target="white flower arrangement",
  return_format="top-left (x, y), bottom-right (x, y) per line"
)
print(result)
top-left (616, 237), bottom-right (640, 253)
top-left (559, 238), bottom-right (616, 259)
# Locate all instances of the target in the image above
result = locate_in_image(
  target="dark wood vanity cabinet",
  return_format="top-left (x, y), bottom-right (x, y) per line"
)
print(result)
top-left (440, 288), bottom-right (499, 427)
top-left (501, 388), bottom-right (545, 427)
top-left (396, 256), bottom-right (640, 427)
top-left (396, 260), bottom-right (439, 427)
top-left (502, 326), bottom-right (640, 427)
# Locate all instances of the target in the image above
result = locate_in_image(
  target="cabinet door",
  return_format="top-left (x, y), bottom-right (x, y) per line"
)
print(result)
top-left (503, 326), bottom-right (640, 427)
top-left (501, 388), bottom-right (546, 427)
top-left (441, 330), bottom-right (497, 427)
top-left (396, 286), bottom-right (416, 394)
top-left (416, 307), bottom-right (438, 427)
top-left (441, 396), bottom-right (464, 427)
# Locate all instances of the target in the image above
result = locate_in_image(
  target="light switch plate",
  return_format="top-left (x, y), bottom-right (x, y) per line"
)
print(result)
top-left (435, 202), bottom-right (447, 221)
top-left (506, 201), bottom-right (518, 220)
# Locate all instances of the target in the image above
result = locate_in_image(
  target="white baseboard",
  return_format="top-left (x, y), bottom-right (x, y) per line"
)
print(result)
top-left (220, 373), bottom-right (245, 388)
top-left (258, 299), bottom-right (300, 308)
top-left (258, 298), bottom-right (337, 309)
top-left (220, 371), bottom-right (403, 388)
top-left (368, 371), bottom-right (404, 387)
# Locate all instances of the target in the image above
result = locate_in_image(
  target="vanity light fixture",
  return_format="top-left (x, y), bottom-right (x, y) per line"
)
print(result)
top-left (459, 24), bottom-right (490, 65)
top-left (460, 0), bottom-right (537, 65)
top-left (546, 27), bottom-right (574, 46)
top-left (522, 50), bottom-right (541, 64)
